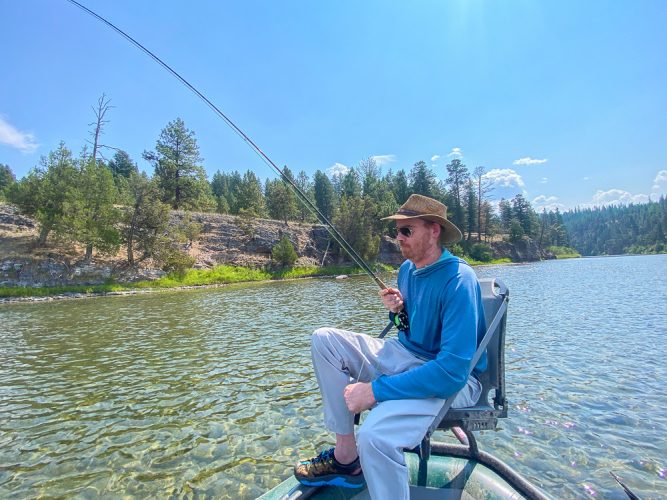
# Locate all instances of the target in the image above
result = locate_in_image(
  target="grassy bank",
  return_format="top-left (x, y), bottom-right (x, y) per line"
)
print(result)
top-left (465, 257), bottom-right (513, 266)
top-left (547, 246), bottom-right (581, 259)
top-left (0, 264), bottom-right (364, 299)
top-left (0, 259), bottom-right (507, 300)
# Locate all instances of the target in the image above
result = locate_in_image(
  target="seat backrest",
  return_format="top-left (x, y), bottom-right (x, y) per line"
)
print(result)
top-left (431, 278), bottom-right (509, 433)
top-left (475, 278), bottom-right (508, 413)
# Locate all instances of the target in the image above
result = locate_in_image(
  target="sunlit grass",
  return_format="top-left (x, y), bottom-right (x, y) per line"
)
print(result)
top-left (547, 246), bottom-right (581, 259)
top-left (0, 264), bottom-right (366, 298)
top-left (0, 257), bottom-right (538, 300)
top-left (134, 265), bottom-right (272, 289)
top-left (466, 257), bottom-right (513, 266)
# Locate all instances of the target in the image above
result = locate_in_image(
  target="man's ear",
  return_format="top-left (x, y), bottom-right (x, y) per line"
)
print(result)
top-left (431, 222), bottom-right (442, 241)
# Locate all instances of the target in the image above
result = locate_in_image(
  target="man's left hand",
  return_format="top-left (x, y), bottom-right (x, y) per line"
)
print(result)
top-left (344, 382), bottom-right (376, 413)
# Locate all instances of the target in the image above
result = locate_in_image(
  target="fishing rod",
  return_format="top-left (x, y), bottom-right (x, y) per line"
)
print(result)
top-left (65, 0), bottom-right (388, 290)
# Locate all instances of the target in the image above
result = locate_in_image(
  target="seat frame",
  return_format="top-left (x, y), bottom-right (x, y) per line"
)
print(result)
top-left (405, 278), bottom-right (509, 486)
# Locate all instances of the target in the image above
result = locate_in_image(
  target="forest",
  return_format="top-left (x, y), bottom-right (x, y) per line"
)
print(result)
top-left (562, 199), bottom-right (667, 256)
top-left (0, 105), bottom-right (594, 270)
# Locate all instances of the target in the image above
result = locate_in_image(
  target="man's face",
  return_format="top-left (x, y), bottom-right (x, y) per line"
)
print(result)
top-left (395, 219), bottom-right (439, 263)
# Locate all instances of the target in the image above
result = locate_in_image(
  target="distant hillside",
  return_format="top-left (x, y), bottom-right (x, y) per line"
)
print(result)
top-left (562, 197), bottom-right (667, 256)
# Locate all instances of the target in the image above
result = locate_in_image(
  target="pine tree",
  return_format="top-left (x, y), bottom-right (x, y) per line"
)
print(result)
top-left (272, 235), bottom-right (298, 267)
top-left (498, 199), bottom-right (512, 233)
top-left (108, 150), bottom-right (138, 179)
top-left (333, 195), bottom-right (380, 261)
top-left (236, 170), bottom-right (265, 216)
top-left (121, 173), bottom-right (170, 265)
top-left (0, 164), bottom-right (16, 199)
top-left (445, 159), bottom-right (469, 236)
top-left (340, 169), bottom-right (362, 198)
top-left (295, 170), bottom-right (314, 222)
top-left (390, 169), bottom-right (410, 205)
top-left (64, 156), bottom-right (121, 261)
top-left (10, 143), bottom-right (79, 246)
top-left (265, 177), bottom-right (296, 224)
top-left (143, 118), bottom-right (212, 210)
top-left (409, 160), bottom-right (437, 197)
top-left (313, 170), bottom-right (335, 221)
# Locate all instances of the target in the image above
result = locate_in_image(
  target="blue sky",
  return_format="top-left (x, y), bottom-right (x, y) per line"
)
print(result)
top-left (2, 0), bottom-right (666, 212)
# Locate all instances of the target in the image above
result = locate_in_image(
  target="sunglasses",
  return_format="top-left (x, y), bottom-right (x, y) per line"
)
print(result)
top-left (395, 226), bottom-right (413, 238)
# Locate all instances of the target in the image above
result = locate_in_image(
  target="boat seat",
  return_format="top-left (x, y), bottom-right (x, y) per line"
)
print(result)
top-left (436, 278), bottom-right (508, 431)
top-left (411, 277), bottom-right (509, 465)
top-left (354, 278), bottom-right (509, 460)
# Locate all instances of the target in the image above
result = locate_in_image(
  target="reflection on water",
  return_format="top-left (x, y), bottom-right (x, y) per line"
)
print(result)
top-left (1, 255), bottom-right (666, 498)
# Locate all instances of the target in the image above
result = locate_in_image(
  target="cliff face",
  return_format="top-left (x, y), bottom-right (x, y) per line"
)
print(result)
top-left (0, 204), bottom-right (361, 287)
top-left (490, 239), bottom-right (554, 262)
top-left (182, 211), bottom-right (332, 268)
top-left (0, 203), bottom-right (547, 287)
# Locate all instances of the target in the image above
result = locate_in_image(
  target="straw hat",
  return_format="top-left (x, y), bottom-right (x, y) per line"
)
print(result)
top-left (382, 194), bottom-right (462, 245)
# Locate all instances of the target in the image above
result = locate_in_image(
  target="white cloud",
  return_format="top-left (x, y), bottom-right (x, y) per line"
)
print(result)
top-left (0, 116), bottom-right (39, 153)
top-left (327, 162), bottom-right (349, 178)
top-left (483, 168), bottom-right (525, 189)
top-left (652, 170), bottom-right (667, 194)
top-left (532, 194), bottom-right (567, 213)
top-left (371, 154), bottom-right (396, 166)
top-left (431, 155), bottom-right (441, 162)
top-left (533, 195), bottom-right (558, 204)
top-left (513, 157), bottom-right (547, 166)
top-left (483, 169), bottom-right (526, 201)
top-left (590, 189), bottom-right (649, 207)
top-left (540, 177), bottom-right (548, 184)
top-left (583, 176), bottom-right (590, 181)
top-left (447, 147), bottom-right (463, 158)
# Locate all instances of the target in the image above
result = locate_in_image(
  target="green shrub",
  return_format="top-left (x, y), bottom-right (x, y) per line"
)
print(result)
top-left (469, 243), bottom-right (493, 262)
top-left (272, 235), bottom-right (298, 267)
top-left (449, 243), bottom-right (464, 257)
top-left (509, 219), bottom-right (525, 243)
top-left (159, 248), bottom-right (196, 274)
top-left (547, 246), bottom-right (581, 259)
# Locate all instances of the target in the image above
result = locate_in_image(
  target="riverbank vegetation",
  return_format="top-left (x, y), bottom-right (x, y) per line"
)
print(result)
top-left (562, 199), bottom-right (667, 256)
top-left (546, 246), bottom-right (581, 259)
top-left (0, 263), bottom-right (364, 299)
top-left (0, 98), bottom-right (574, 274)
top-left (7, 95), bottom-right (663, 297)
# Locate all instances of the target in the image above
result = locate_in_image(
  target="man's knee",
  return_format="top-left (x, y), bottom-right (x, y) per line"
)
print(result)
top-left (311, 327), bottom-right (333, 351)
top-left (357, 420), bottom-right (390, 456)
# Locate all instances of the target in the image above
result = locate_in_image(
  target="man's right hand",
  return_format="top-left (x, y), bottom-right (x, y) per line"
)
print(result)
top-left (379, 287), bottom-right (404, 313)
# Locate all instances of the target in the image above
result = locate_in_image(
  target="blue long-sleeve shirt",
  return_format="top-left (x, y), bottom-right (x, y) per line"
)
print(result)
top-left (372, 250), bottom-right (487, 401)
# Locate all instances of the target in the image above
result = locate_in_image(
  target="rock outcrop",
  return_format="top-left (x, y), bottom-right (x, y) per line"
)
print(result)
top-left (0, 203), bottom-right (552, 288)
top-left (490, 238), bottom-right (555, 262)
top-left (180, 211), bottom-right (333, 269)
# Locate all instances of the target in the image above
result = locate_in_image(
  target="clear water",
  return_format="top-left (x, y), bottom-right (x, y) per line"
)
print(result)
top-left (1, 255), bottom-right (665, 499)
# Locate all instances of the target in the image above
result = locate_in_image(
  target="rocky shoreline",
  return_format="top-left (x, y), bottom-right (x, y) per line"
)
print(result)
top-left (1, 202), bottom-right (550, 300)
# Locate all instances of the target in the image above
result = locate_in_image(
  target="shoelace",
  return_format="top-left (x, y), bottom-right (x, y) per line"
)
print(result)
top-left (311, 448), bottom-right (335, 464)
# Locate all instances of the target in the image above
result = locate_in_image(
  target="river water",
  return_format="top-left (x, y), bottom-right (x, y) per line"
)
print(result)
top-left (1, 254), bottom-right (666, 499)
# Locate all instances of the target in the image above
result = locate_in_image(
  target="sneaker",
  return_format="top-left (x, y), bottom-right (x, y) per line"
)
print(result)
top-left (294, 448), bottom-right (365, 488)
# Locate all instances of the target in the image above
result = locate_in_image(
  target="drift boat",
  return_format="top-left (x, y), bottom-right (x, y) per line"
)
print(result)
top-left (260, 279), bottom-right (549, 500)
top-left (259, 437), bottom-right (548, 499)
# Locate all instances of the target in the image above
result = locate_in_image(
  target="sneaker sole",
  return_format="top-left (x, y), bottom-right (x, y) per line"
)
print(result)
top-left (297, 475), bottom-right (366, 489)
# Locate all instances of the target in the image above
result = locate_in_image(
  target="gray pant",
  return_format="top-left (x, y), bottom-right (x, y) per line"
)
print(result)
top-left (311, 327), bottom-right (481, 500)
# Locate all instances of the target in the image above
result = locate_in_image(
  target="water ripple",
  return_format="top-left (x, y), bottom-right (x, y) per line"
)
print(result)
top-left (1, 255), bottom-right (666, 498)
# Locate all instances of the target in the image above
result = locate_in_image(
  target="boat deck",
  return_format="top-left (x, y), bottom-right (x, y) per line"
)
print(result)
top-left (259, 451), bottom-right (526, 499)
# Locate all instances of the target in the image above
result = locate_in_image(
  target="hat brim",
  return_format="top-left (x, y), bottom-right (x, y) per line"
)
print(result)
top-left (382, 214), bottom-right (462, 245)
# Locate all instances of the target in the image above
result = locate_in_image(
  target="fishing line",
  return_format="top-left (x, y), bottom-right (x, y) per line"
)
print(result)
top-left (65, 0), bottom-right (388, 290)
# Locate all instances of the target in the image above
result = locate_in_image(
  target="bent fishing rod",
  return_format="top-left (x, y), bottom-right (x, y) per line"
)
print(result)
top-left (65, 0), bottom-right (388, 290)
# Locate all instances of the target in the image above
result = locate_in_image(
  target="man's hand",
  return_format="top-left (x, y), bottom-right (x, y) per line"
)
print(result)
top-left (344, 382), bottom-right (377, 413)
top-left (379, 287), bottom-right (404, 313)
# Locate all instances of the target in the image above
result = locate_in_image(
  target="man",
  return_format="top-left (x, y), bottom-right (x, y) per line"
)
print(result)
top-left (294, 194), bottom-right (487, 499)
